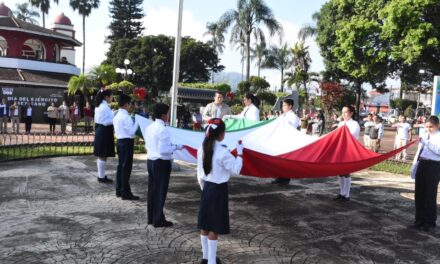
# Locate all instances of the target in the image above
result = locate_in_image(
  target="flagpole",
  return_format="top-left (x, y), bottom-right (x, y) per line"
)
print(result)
top-left (170, 0), bottom-right (184, 127)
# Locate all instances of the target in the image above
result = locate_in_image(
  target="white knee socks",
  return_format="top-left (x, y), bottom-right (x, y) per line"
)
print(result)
top-left (345, 176), bottom-right (351, 198)
top-left (339, 177), bottom-right (345, 196)
top-left (97, 159), bottom-right (106, 178)
top-left (201, 235), bottom-right (208, 259)
top-left (208, 239), bottom-right (218, 264)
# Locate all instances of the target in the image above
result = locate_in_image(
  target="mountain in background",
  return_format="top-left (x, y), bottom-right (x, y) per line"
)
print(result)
top-left (212, 71), bottom-right (243, 91)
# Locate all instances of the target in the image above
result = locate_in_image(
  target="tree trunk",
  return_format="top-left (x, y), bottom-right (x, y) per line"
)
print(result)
top-left (211, 70), bottom-right (215, 83)
top-left (355, 81), bottom-right (362, 120)
top-left (280, 68), bottom-right (284, 93)
top-left (303, 78), bottom-right (308, 102)
top-left (257, 59), bottom-right (261, 77)
top-left (82, 15), bottom-right (86, 74)
top-left (246, 33), bottom-right (251, 81)
top-left (42, 13), bottom-right (45, 28)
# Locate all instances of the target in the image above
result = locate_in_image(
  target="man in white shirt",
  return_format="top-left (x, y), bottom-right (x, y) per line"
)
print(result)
top-left (202, 91), bottom-right (232, 122)
top-left (363, 113), bottom-right (373, 146)
top-left (58, 101), bottom-right (69, 134)
top-left (145, 103), bottom-right (183, 228)
top-left (113, 94), bottom-right (139, 200)
top-left (9, 100), bottom-right (20, 134)
top-left (392, 115), bottom-right (412, 161)
top-left (272, 99), bottom-right (300, 185)
top-left (334, 106), bottom-right (360, 202)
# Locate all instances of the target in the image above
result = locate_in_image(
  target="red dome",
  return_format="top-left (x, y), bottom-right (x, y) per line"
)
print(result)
top-left (0, 3), bottom-right (12, 17)
top-left (54, 13), bottom-right (72, 25)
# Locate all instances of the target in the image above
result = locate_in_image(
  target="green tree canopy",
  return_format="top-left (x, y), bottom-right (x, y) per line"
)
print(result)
top-left (107, 0), bottom-right (144, 42)
top-left (14, 3), bottom-right (40, 24)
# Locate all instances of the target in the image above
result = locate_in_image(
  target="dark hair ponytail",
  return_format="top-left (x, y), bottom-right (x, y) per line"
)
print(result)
top-left (245, 93), bottom-right (260, 109)
top-left (202, 118), bottom-right (226, 175)
top-left (95, 89), bottom-right (112, 107)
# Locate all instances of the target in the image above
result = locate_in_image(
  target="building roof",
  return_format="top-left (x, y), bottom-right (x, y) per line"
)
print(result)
top-left (0, 67), bottom-right (71, 88)
top-left (0, 3), bottom-right (11, 17)
top-left (54, 13), bottom-right (72, 26)
top-left (0, 16), bottom-right (81, 46)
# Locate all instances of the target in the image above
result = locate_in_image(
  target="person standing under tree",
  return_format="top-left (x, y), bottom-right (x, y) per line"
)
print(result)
top-left (9, 100), bottom-right (20, 134)
top-left (333, 106), bottom-right (360, 202)
top-left (393, 115), bottom-right (412, 161)
top-left (93, 89), bottom-right (115, 183)
top-left (202, 91), bottom-right (232, 122)
top-left (113, 94), bottom-right (140, 200)
top-left (197, 118), bottom-right (243, 264)
top-left (58, 101), bottom-right (69, 135)
top-left (24, 100), bottom-right (33, 134)
top-left (411, 115), bottom-right (440, 232)
top-left (83, 101), bottom-right (93, 133)
top-left (47, 102), bottom-right (58, 134)
top-left (367, 113), bottom-right (384, 153)
top-left (0, 98), bottom-right (9, 133)
top-left (145, 103), bottom-right (184, 228)
top-left (70, 101), bottom-right (80, 135)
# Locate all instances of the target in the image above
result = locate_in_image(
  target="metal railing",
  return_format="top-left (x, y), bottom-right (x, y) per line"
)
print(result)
top-left (0, 133), bottom-right (145, 162)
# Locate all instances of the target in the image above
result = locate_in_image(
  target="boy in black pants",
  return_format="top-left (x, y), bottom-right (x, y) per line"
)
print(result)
top-left (113, 94), bottom-right (139, 200)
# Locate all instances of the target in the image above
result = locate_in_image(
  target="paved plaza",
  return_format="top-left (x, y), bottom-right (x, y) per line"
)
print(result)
top-left (1, 155), bottom-right (439, 263)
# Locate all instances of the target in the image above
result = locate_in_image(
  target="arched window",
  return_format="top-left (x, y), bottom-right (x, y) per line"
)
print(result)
top-left (0, 36), bottom-right (7, 56)
top-left (52, 43), bottom-right (59, 62)
top-left (22, 39), bottom-right (46, 60)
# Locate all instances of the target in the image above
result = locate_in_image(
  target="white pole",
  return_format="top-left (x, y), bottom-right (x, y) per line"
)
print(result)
top-left (170, 0), bottom-right (184, 127)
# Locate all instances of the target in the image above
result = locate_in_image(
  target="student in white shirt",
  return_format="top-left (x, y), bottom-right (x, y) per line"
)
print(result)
top-left (197, 118), bottom-right (243, 264)
top-left (411, 116), bottom-right (440, 232)
top-left (363, 113), bottom-right (373, 146)
top-left (392, 115), bottom-right (412, 161)
top-left (272, 99), bottom-right (299, 185)
top-left (224, 93), bottom-right (260, 121)
top-left (145, 103), bottom-right (183, 228)
top-left (367, 113), bottom-right (384, 153)
top-left (333, 105), bottom-right (360, 202)
top-left (93, 89), bottom-right (115, 183)
top-left (113, 94), bottom-right (139, 200)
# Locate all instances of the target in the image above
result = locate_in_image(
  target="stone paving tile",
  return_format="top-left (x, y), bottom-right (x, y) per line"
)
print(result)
top-left (1, 155), bottom-right (440, 263)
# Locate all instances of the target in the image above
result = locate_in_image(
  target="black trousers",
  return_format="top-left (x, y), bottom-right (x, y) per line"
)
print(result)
top-left (48, 118), bottom-right (56, 133)
top-left (147, 159), bottom-right (171, 224)
top-left (116, 139), bottom-right (134, 196)
top-left (415, 159), bottom-right (440, 226)
top-left (24, 116), bottom-right (32, 132)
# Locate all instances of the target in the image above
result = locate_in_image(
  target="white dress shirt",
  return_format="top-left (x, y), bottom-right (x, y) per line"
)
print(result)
top-left (113, 108), bottom-right (139, 139)
top-left (284, 110), bottom-right (300, 129)
top-left (94, 100), bottom-right (114, 126)
top-left (239, 104), bottom-right (260, 121)
top-left (26, 107), bottom-right (32, 117)
top-left (197, 141), bottom-right (243, 185)
top-left (338, 118), bottom-right (360, 139)
top-left (418, 131), bottom-right (440, 161)
top-left (145, 119), bottom-right (177, 160)
top-left (396, 122), bottom-right (412, 140)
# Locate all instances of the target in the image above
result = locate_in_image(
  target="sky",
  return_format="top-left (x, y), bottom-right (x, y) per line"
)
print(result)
top-left (6, 0), bottom-right (328, 90)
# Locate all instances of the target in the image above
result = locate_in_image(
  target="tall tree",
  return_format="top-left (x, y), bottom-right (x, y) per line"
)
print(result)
top-left (70, 0), bottom-right (100, 74)
top-left (261, 42), bottom-right (291, 92)
top-left (298, 12), bottom-right (319, 41)
top-left (29, 0), bottom-right (58, 28)
top-left (218, 0), bottom-right (283, 81)
top-left (107, 0), bottom-right (144, 42)
top-left (204, 22), bottom-right (225, 83)
top-left (251, 42), bottom-right (267, 77)
top-left (14, 3), bottom-right (40, 24)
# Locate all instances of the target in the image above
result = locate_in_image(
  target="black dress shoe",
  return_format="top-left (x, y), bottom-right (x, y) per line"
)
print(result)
top-left (200, 257), bottom-right (221, 264)
top-left (116, 192), bottom-right (121, 197)
top-left (121, 194), bottom-right (139, 200)
top-left (409, 222), bottom-right (423, 229)
top-left (333, 194), bottom-right (343, 201)
top-left (339, 196), bottom-right (350, 202)
top-left (271, 178), bottom-right (282, 184)
top-left (153, 220), bottom-right (173, 228)
top-left (422, 224), bottom-right (436, 232)
top-left (98, 176), bottom-right (113, 183)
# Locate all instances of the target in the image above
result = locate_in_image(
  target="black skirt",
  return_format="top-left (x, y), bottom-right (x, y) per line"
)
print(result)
top-left (93, 124), bottom-right (115, 157)
top-left (197, 181), bottom-right (230, 234)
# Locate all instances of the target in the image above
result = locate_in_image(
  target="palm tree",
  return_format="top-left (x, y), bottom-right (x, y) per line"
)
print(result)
top-left (261, 42), bottom-right (292, 92)
top-left (69, 0), bottom-right (100, 73)
top-left (250, 42), bottom-right (267, 77)
top-left (285, 41), bottom-right (318, 101)
top-left (67, 74), bottom-right (93, 97)
top-left (14, 3), bottom-right (40, 24)
top-left (29, 0), bottom-right (58, 28)
top-left (204, 22), bottom-right (225, 83)
top-left (297, 12), bottom-right (319, 41)
top-left (89, 64), bottom-right (117, 86)
top-left (218, 0), bottom-right (283, 81)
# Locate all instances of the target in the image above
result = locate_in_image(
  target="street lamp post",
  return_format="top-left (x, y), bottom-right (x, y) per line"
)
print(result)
top-left (116, 59), bottom-right (135, 80)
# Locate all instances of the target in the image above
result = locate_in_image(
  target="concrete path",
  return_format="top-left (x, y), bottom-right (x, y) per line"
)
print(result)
top-left (0, 155), bottom-right (439, 264)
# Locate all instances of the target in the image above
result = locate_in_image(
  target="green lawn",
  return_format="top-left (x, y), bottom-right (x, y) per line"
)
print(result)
top-left (369, 160), bottom-right (411, 175)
